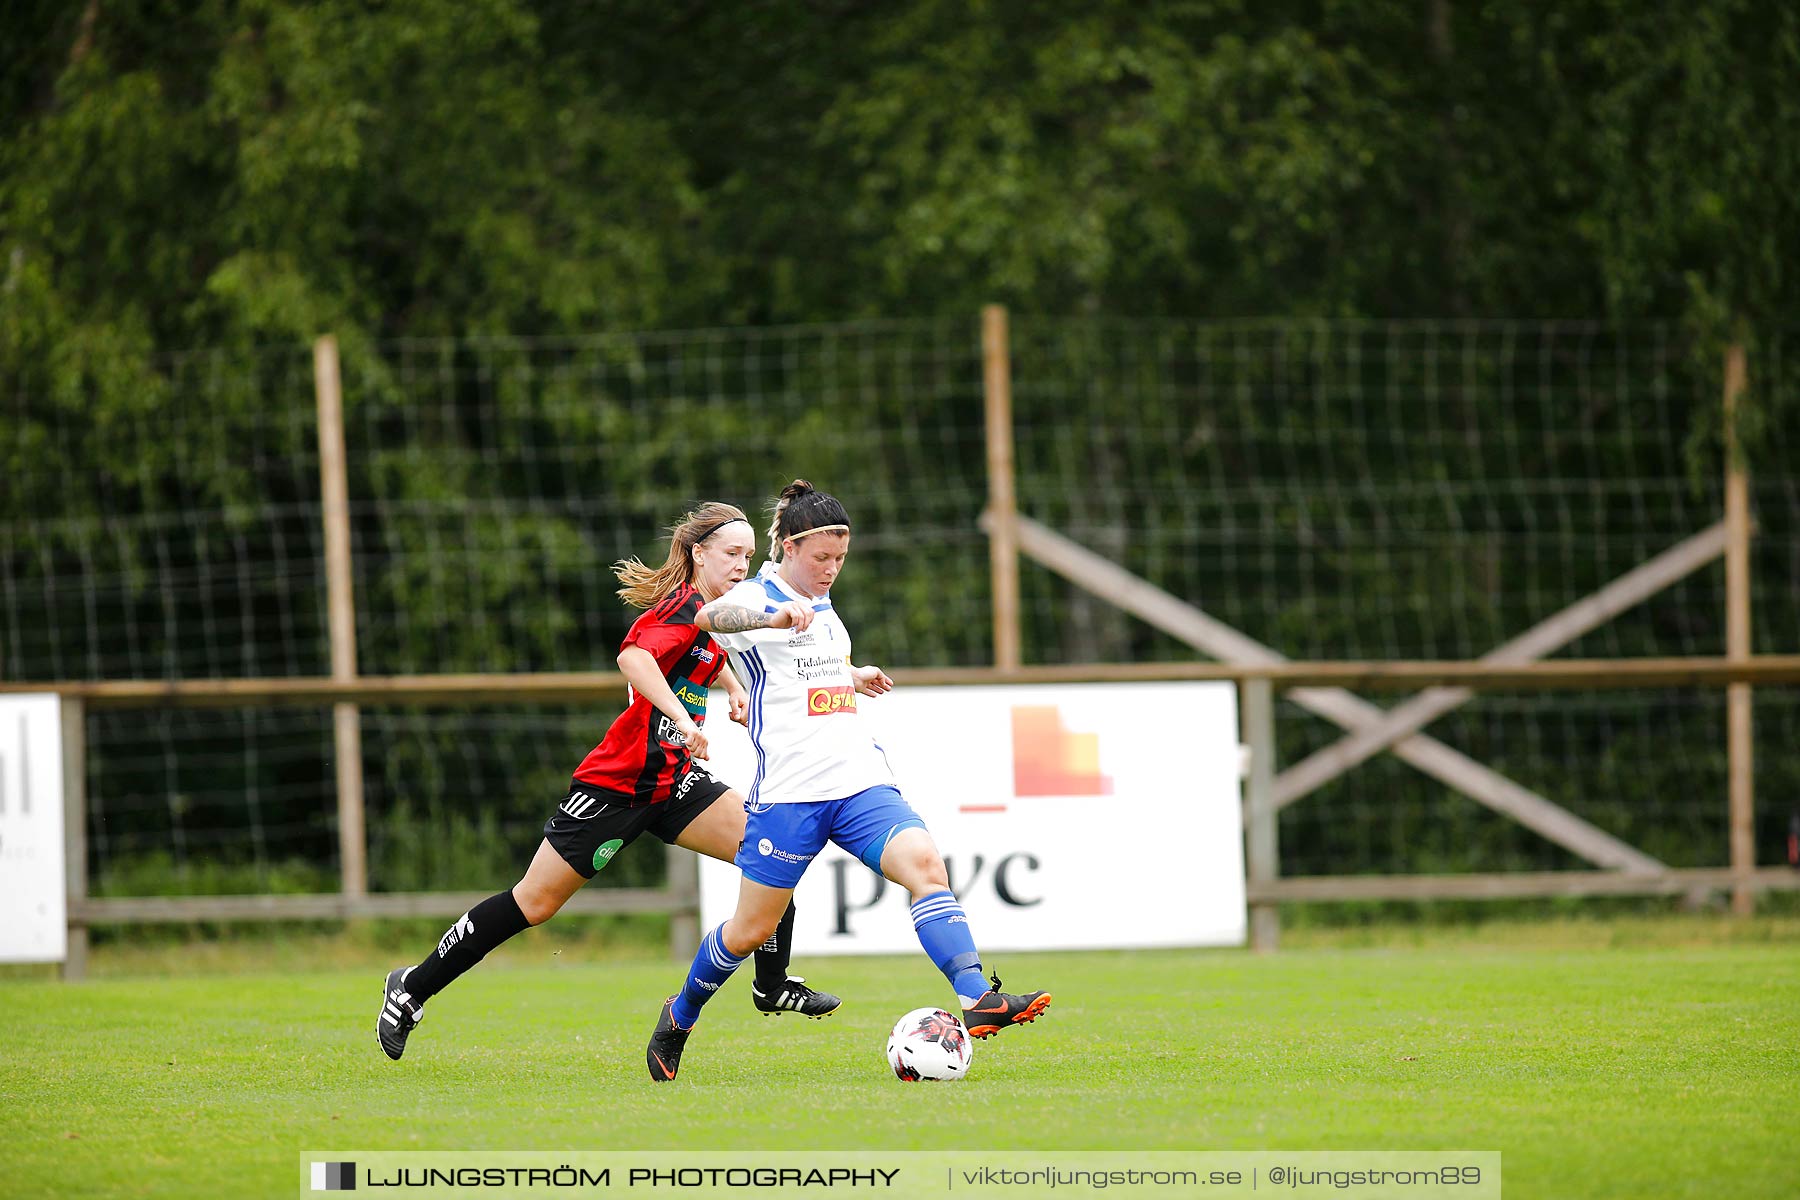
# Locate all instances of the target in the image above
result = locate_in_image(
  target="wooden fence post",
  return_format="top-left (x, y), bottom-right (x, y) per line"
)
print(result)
top-left (60, 696), bottom-right (88, 981)
top-left (666, 843), bottom-right (700, 960)
top-left (982, 305), bottom-right (1022, 670)
top-left (1243, 678), bottom-right (1279, 951)
top-left (315, 335), bottom-right (367, 900)
top-left (1723, 342), bottom-right (1754, 916)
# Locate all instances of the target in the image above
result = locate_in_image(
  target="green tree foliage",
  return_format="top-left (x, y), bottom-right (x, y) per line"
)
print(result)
top-left (3, 0), bottom-right (711, 352)
top-left (4, 1), bottom-right (1796, 887)
top-left (7, 1), bottom-right (1799, 351)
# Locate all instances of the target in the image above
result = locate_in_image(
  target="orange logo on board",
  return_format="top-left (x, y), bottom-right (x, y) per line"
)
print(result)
top-left (1011, 706), bottom-right (1114, 797)
top-left (807, 685), bottom-right (857, 716)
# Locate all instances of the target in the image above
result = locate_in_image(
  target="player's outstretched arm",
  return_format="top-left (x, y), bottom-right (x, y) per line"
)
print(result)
top-left (851, 664), bottom-right (894, 696)
top-left (697, 598), bottom-right (814, 634)
top-left (617, 645), bottom-right (708, 759)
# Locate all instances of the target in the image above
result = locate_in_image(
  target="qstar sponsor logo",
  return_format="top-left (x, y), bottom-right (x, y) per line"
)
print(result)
top-left (807, 685), bottom-right (856, 716)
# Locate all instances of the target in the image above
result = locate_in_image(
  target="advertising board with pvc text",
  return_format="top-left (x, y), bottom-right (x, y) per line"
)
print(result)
top-left (699, 682), bottom-right (1246, 954)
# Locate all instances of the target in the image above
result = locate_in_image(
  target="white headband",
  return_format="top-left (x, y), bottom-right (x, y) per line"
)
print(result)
top-left (785, 524), bottom-right (849, 542)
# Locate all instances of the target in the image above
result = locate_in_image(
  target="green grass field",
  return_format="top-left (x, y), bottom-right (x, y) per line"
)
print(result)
top-left (4, 917), bottom-right (1798, 1198)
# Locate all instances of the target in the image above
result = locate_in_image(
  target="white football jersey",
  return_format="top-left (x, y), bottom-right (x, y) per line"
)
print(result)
top-left (707, 561), bottom-right (893, 805)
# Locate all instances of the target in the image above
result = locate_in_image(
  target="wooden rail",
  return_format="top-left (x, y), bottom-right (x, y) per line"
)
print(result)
top-left (10, 656), bottom-right (1800, 709)
top-left (72, 887), bottom-right (693, 924)
top-left (1250, 867), bottom-right (1800, 903)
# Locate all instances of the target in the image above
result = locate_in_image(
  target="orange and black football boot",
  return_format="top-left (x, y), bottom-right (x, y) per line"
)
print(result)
top-left (960, 972), bottom-right (1052, 1039)
top-left (646, 996), bottom-right (694, 1082)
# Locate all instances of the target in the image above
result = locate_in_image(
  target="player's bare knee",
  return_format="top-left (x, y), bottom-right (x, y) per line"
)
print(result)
top-left (723, 916), bottom-right (776, 957)
top-left (513, 884), bottom-right (562, 926)
top-left (889, 844), bottom-right (948, 895)
top-left (915, 851), bottom-right (949, 893)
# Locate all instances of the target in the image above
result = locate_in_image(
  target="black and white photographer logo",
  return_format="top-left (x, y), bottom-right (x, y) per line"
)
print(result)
top-left (311, 1161), bottom-right (356, 1191)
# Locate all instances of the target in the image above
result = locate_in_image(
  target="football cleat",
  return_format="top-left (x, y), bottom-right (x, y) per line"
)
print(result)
top-left (377, 966), bottom-right (424, 1060)
top-left (751, 976), bottom-right (842, 1018)
top-left (646, 996), bottom-right (694, 1082)
top-left (960, 972), bottom-right (1051, 1039)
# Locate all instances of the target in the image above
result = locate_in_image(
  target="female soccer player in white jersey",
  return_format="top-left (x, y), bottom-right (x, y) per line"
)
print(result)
top-left (644, 480), bottom-right (1051, 1081)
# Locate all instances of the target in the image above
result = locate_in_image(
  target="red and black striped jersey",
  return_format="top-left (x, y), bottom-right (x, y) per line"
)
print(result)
top-left (572, 584), bottom-right (726, 804)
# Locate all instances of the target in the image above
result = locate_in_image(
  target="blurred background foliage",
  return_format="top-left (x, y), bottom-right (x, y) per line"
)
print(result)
top-left (3, 1), bottom-right (1798, 892)
top-left (5, 1), bottom-right (1798, 355)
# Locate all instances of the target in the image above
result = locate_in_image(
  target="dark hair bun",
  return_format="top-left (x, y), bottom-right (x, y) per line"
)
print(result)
top-left (779, 479), bottom-right (814, 501)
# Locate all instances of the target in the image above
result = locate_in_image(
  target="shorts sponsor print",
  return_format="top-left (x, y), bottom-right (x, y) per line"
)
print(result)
top-left (752, 836), bottom-right (815, 867)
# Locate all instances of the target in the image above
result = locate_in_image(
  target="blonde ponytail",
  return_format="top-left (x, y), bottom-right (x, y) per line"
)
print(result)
top-left (614, 501), bottom-right (749, 608)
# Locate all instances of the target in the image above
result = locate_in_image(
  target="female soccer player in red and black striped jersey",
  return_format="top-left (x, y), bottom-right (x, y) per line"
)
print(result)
top-left (376, 503), bottom-right (841, 1061)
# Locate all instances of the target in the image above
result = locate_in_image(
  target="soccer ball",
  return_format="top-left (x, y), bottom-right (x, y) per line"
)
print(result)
top-left (885, 1007), bottom-right (973, 1081)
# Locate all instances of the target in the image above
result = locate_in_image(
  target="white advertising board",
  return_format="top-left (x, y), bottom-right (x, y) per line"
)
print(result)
top-left (699, 682), bottom-right (1245, 954)
top-left (0, 694), bottom-right (68, 962)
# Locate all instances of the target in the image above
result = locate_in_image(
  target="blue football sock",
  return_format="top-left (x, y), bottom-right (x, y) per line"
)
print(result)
top-left (909, 890), bottom-right (988, 1000)
top-left (671, 923), bottom-right (746, 1028)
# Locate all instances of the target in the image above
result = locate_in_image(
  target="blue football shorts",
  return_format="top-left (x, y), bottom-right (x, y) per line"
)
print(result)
top-left (734, 784), bottom-right (927, 889)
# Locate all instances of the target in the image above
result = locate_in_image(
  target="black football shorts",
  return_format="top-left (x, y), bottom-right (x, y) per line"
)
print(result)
top-left (543, 767), bottom-right (734, 878)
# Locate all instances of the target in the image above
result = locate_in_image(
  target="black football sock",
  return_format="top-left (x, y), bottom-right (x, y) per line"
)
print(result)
top-left (404, 889), bottom-right (531, 1003)
top-left (753, 899), bottom-right (799, 993)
